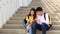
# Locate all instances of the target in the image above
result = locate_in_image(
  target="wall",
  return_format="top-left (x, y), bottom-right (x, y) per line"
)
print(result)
top-left (0, 0), bottom-right (32, 28)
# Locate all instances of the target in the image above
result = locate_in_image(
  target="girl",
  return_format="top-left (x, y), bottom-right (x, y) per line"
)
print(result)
top-left (24, 8), bottom-right (36, 34)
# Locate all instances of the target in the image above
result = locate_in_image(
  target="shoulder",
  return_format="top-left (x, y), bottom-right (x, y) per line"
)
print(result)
top-left (44, 13), bottom-right (48, 14)
top-left (26, 15), bottom-right (29, 17)
top-left (44, 13), bottom-right (49, 17)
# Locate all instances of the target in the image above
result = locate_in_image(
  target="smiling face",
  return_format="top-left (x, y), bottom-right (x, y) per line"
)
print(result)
top-left (30, 10), bottom-right (35, 16)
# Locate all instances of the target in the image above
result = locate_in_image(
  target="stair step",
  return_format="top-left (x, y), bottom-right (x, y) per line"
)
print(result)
top-left (9, 17), bottom-right (58, 22)
top-left (13, 14), bottom-right (28, 17)
top-left (52, 25), bottom-right (60, 30)
top-left (12, 15), bottom-right (57, 19)
top-left (10, 16), bottom-right (57, 20)
top-left (7, 20), bottom-right (60, 25)
top-left (7, 22), bottom-right (60, 25)
top-left (15, 12), bottom-right (29, 15)
top-left (0, 29), bottom-right (26, 34)
top-left (16, 11), bottom-right (29, 14)
top-left (37, 30), bottom-right (60, 34)
top-left (0, 29), bottom-right (60, 34)
top-left (13, 13), bottom-right (58, 17)
top-left (1, 29), bottom-right (60, 34)
top-left (7, 19), bottom-right (58, 22)
top-left (3, 24), bottom-right (60, 30)
top-left (3, 24), bottom-right (24, 29)
top-left (20, 7), bottom-right (31, 11)
top-left (10, 17), bottom-right (25, 20)
top-left (6, 19), bottom-right (60, 25)
top-left (7, 20), bottom-right (23, 24)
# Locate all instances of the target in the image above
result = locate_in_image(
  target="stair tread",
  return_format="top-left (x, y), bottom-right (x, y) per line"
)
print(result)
top-left (0, 29), bottom-right (26, 34)
top-left (0, 29), bottom-right (60, 32)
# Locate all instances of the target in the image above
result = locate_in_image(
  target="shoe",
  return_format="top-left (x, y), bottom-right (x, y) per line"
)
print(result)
top-left (27, 33), bottom-right (29, 34)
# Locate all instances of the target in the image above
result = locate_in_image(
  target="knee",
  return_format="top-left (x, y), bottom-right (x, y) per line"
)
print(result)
top-left (41, 23), bottom-right (46, 27)
top-left (32, 23), bottom-right (36, 27)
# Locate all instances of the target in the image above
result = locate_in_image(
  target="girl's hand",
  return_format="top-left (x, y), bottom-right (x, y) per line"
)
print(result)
top-left (32, 20), bottom-right (35, 22)
top-left (26, 25), bottom-right (30, 31)
top-left (27, 20), bottom-right (29, 22)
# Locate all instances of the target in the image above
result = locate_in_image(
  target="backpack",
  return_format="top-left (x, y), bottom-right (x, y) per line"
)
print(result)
top-left (44, 13), bottom-right (52, 27)
top-left (24, 18), bottom-right (27, 24)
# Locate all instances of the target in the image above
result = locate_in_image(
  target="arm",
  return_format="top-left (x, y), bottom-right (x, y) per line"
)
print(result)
top-left (26, 16), bottom-right (29, 22)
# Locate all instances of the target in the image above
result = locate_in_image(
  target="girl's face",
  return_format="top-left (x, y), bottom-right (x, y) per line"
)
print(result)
top-left (30, 10), bottom-right (35, 16)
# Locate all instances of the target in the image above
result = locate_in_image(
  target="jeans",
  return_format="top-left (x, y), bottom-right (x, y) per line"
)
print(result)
top-left (32, 22), bottom-right (50, 34)
top-left (23, 22), bottom-right (33, 34)
top-left (24, 22), bottom-right (50, 34)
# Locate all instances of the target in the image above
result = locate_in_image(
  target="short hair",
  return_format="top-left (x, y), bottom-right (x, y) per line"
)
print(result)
top-left (36, 7), bottom-right (43, 12)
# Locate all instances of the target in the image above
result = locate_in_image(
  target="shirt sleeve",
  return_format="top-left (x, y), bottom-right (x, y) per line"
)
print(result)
top-left (26, 16), bottom-right (29, 21)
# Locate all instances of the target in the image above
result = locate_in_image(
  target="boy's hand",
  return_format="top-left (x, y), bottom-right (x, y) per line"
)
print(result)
top-left (35, 18), bottom-right (41, 23)
top-left (35, 18), bottom-right (38, 22)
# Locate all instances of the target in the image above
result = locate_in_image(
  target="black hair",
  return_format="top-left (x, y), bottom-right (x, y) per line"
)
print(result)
top-left (36, 7), bottom-right (43, 12)
top-left (28, 8), bottom-right (36, 19)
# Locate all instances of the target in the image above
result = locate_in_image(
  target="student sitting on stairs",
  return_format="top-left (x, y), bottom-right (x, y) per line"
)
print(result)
top-left (32, 7), bottom-right (52, 34)
top-left (24, 8), bottom-right (36, 34)
top-left (24, 7), bottom-right (52, 34)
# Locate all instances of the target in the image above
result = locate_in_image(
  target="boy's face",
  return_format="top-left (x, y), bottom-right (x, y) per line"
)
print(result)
top-left (36, 11), bottom-right (43, 15)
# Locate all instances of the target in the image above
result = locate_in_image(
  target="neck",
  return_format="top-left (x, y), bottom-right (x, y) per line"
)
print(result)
top-left (31, 15), bottom-right (33, 16)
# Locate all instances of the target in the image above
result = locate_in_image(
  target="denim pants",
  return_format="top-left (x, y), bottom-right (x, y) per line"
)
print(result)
top-left (24, 22), bottom-right (50, 34)
top-left (24, 23), bottom-right (33, 34)
top-left (32, 22), bottom-right (50, 34)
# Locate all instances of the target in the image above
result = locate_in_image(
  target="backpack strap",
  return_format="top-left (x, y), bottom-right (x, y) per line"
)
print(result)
top-left (44, 13), bottom-right (50, 21)
top-left (44, 13), bottom-right (46, 20)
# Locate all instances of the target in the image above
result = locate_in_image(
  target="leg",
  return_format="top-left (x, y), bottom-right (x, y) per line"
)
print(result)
top-left (29, 26), bottom-right (33, 34)
top-left (32, 23), bottom-right (37, 34)
top-left (41, 23), bottom-right (50, 34)
top-left (29, 23), bottom-right (37, 34)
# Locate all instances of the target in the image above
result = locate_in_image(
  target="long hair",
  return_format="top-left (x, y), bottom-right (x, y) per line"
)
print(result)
top-left (28, 8), bottom-right (36, 19)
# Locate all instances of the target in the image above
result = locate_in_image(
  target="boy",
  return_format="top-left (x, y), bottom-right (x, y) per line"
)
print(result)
top-left (32, 7), bottom-right (52, 34)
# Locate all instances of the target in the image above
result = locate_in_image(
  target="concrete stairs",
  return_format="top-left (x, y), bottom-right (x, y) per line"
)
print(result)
top-left (0, 0), bottom-right (60, 34)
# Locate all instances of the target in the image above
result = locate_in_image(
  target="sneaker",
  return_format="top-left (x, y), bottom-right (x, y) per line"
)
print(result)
top-left (27, 33), bottom-right (29, 34)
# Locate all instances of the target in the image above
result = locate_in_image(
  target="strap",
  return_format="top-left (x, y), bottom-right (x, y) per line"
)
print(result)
top-left (44, 13), bottom-right (50, 21)
top-left (44, 13), bottom-right (46, 20)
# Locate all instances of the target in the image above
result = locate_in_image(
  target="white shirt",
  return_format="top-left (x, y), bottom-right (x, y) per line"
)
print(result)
top-left (37, 13), bottom-right (49, 25)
